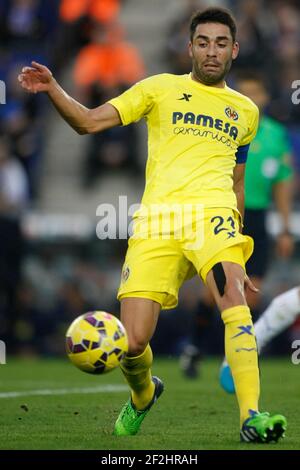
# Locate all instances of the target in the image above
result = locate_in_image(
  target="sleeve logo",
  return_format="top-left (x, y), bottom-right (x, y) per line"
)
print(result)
top-left (121, 266), bottom-right (130, 283)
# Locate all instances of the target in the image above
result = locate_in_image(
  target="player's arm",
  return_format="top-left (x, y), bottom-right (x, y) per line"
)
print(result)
top-left (233, 161), bottom-right (258, 293)
top-left (233, 141), bottom-right (251, 229)
top-left (233, 162), bottom-right (246, 230)
top-left (18, 61), bottom-right (121, 134)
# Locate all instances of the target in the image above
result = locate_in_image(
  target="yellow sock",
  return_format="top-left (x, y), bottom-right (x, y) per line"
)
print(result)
top-left (221, 305), bottom-right (260, 426)
top-left (120, 344), bottom-right (155, 410)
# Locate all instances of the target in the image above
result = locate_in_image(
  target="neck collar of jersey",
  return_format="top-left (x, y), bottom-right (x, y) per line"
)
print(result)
top-left (188, 73), bottom-right (228, 92)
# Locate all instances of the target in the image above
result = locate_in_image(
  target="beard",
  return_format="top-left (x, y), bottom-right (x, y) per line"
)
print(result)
top-left (193, 57), bottom-right (232, 86)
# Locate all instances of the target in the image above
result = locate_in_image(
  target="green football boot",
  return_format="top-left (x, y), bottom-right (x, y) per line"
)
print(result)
top-left (240, 409), bottom-right (287, 443)
top-left (113, 376), bottom-right (164, 436)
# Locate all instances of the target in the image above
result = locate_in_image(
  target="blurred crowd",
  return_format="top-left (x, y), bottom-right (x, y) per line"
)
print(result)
top-left (0, 0), bottom-right (144, 195)
top-left (1, 0), bottom-right (300, 356)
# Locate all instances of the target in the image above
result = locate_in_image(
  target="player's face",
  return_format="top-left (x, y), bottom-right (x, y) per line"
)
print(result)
top-left (189, 23), bottom-right (239, 87)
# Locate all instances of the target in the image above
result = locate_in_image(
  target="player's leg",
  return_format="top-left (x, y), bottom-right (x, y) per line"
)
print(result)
top-left (220, 223), bottom-right (299, 392)
top-left (221, 285), bottom-right (300, 395)
top-left (219, 208), bottom-right (268, 393)
top-left (254, 286), bottom-right (300, 353)
top-left (221, 284), bottom-right (300, 387)
top-left (113, 235), bottom-right (190, 436)
top-left (120, 296), bottom-right (161, 410)
top-left (219, 273), bottom-right (264, 395)
top-left (205, 252), bottom-right (287, 442)
top-left (184, 208), bottom-right (286, 441)
top-left (205, 258), bottom-right (260, 426)
top-left (183, 208), bottom-right (260, 422)
top-left (113, 295), bottom-right (165, 436)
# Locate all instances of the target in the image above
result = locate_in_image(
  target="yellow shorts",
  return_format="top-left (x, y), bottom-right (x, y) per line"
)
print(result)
top-left (118, 207), bottom-right (253, 309)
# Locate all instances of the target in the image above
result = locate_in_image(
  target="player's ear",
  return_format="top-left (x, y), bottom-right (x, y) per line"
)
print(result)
top-left (232, 41), bottom-right (239, 60)
top-left (188, 41), bottom-right (193, 58)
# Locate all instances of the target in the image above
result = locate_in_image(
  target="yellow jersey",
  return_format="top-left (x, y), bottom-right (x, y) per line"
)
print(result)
top-left (109, 73), bottom-right (259, 211)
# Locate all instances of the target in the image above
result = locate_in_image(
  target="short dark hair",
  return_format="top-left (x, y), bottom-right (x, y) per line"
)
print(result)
top-left (190, 7), bottom-right (237, 42)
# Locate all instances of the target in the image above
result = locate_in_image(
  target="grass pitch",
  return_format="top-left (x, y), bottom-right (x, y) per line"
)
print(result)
top-left (0, 357), bottom-right (299, 450)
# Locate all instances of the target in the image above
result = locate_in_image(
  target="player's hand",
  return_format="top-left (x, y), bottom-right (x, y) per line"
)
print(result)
top-left (276, 232), bottom-right (294, 258)
top-left (18, 61), bottom-right (54, 94)
top-left (244, 274), bottom-right (259, 293)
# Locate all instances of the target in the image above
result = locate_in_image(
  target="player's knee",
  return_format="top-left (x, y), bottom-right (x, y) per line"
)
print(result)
top-left (212, 263), bottom-right (246, 309)
top-left (127, 336), bottom-right (148, 356)
top-left (221, 292), bottom-right (246, 310)
top-left (220, 278), bottom-right (246, 310)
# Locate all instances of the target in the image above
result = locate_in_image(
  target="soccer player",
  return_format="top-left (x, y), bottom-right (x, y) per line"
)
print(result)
top-left (18, 7), bottom-right (287, 443)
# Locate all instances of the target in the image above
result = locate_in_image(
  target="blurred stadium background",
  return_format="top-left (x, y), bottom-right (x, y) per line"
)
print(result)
top-left (1, 0), bottom-right (300, 360)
